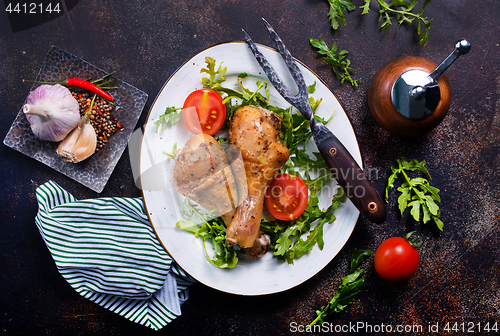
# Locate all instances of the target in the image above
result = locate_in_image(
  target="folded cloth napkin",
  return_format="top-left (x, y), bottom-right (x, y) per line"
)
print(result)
top-left (34, 181), bottom-right (196, 330)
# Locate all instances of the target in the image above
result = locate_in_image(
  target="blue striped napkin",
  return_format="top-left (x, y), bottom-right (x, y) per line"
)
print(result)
top-left (34, 181), bottom-right (196, 330)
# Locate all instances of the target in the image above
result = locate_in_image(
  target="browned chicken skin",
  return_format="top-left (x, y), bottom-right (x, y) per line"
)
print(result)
top-left (226, 106), bottom-right (289, 248)
top-left (173, 133), bottom-right (246, 225)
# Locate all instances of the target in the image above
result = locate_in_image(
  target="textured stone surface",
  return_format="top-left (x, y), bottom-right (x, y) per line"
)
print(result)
top-left (1, 1), bottom-right (499, 335)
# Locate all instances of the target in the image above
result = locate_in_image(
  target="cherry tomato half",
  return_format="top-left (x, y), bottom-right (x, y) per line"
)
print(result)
top-left (182, 88), bottom-right (226, 135)
top-left (374, 236), bottom-right (420, 281)
top-left (265, 173), bottom-right (308, 221)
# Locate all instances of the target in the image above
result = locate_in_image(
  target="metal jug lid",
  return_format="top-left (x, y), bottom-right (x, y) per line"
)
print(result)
top-left (391, 39), bottom-right (471, 120)
top-left (391, 70), bottom-right (440, 119)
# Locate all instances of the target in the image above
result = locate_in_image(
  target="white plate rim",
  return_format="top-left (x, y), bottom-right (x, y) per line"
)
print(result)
top-left (140, 41), bottom-right (361, 296)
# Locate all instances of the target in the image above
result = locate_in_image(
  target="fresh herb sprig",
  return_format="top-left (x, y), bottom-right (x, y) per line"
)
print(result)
top-left (256, 80), bottom-right (343, 263)
top-left (89, 71), bottom-right (119, 90)
top-left (323, 0), bottom-right (434, 46)
top-left (325, 0), bottom-right (357, 30)
top-left (201, 56), bottom-right (227, 90)
top-left (309, 248), bottom-right (372, 326)
top-left (173, 57), bottom-right (345, 266)
top-left (215, 72), bottom-right (278, 120)
top-left (163, 143), bottom-right (177, 159)
top-left (308, 82), bottom-right (324, 111)
top-left (261, 174), bottom-right (345, 264)
top-left (362, 0), bottom-right (434, 46)
top-left (386, 157), bottom-right (443, 230)
top-left (205, 58), bottom-right (344, 263)
top-left (176, 200), bottom-right (240, 268)
top-left (154, 106), bottom-right (182, 133)
top-left (310, 38), bottom-right (359, 87)
top-left (278, 107), bottom-right (332, 172)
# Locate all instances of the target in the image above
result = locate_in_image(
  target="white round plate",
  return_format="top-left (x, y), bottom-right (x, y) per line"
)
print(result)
top-left (140, 42), bottom-right (360, 296)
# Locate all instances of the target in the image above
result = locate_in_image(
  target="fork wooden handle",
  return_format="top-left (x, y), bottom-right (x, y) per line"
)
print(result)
top-left (311, 119), bottom-right (386, 224)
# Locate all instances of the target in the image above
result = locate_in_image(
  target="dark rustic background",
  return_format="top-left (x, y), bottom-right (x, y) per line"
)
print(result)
top-left (1, 1), bottom-right (499, 335)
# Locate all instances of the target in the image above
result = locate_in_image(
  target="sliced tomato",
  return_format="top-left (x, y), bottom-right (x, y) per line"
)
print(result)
top-left (265, 173), bottom-right (308, 221)
top-left (182, 88), bottom-right (226, 135)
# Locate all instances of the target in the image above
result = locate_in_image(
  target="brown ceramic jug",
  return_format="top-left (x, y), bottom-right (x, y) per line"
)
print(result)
top-left (369, 40), bottom-right (471, 137)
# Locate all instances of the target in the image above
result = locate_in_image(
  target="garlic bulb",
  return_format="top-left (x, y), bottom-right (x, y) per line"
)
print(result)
top-left (23, 84), bottom-right (80, 142)
top-left (57, 96), bottom-right (97, 163)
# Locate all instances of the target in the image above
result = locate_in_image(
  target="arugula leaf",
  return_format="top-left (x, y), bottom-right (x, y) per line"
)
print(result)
top-left (201, 56), bottom-right (227, 89)
top-left (309, 97), bottom-right (323, 112)
top-left (310, 38), bottom-right (359, 87)
top-left (307, 82), bottom-right (317, 94)
top-left (293, 219), bottom-right (325, 257)
top-left (360, 0), bottom-right (372, 14)
top-left (153, 106), bottom-right (182, 133)
top-left (324, 0), bottom-right (433, 46)
top-left (163, 142), bottom-right (177, 159)
top-left (326, 0), bottom-right (357, 30)
top-left (350, 248), bottom-right (373, 272)
top-left (362, 0), bottom-right (434, 46)
top-left (307, 81), bottom-right (324, 111)
top-left (278, 107), bottom-right (333, 179)
top-left (262, 175), bottom-right (345, 264)
top-left (174, 56), bottom-right (343, 266)
top-left (176, 200), bottom-right (240, 268)
top-left (386, 157), bottom-right (443, 230)
top-left (216, 74), bottom-right (280, 121)
top-left (309, 248), bottom-right (372, 326)
top-left (153, 57), bottom-right (228, 132)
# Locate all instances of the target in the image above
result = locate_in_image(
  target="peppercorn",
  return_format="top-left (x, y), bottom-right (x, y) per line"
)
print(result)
top-left (71, 89), bottom-right (122, 151)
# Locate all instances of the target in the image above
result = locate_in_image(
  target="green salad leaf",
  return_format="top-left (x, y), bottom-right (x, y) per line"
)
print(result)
top-left (215, 74), bottom-right (278, 121)
top-left (154, 106), bottom-right (182, 133)
top-left (386, 157), bottom-right (443, 230)
top-left (167, 57), bottom-right (346, 267)
top-left (309, 248), bottom-right (372, 326)
top-left (201, 56), bottom-right (227, 90)
top-left (163, 142), bottom-right (177, 159)
top-left (326, 0), bottom-right (357, 30)
top-left (323, 0), bottom-right (434, 46)
top-left (363, 0), bottom-right (434, 46)
top-left (176, 200), bottom-right (240, 268)
top-left (261, 178), bottom-right (345, 264)
top-left (310, 38), bottom-right (359, 87)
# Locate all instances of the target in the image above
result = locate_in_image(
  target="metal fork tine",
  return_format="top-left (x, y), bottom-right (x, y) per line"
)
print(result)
top-left (242, 29), bottom-right (295, 103)
top-left (261, 19), bottom-right (309, 99)
top-left (243, 20), bottom-right (314, 120)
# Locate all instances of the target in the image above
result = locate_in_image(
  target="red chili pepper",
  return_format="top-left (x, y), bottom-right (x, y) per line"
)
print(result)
top-left (24, 76), bottom-right (114, 103)
top-left (65, 78), bottom-right (114, 102)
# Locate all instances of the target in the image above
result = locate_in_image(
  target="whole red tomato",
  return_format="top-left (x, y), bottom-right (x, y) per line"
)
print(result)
top-left (182, 88), bottom-right (226, 135)
top-left (374, 233), bottom-right (421, 281)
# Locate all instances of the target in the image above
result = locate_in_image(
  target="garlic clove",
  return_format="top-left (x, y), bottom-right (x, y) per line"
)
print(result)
top-left (57, 114), bottom-right (97, 163)
top-left (23, 84), bottom-right (80, 142)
